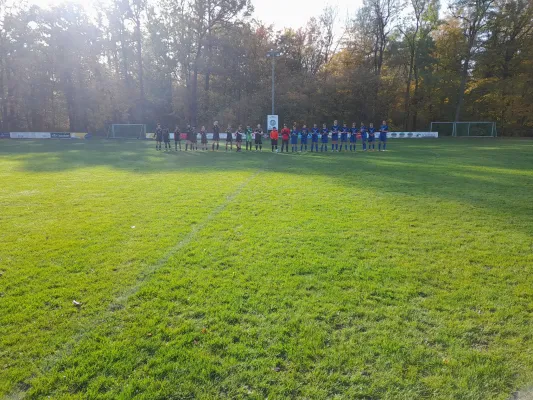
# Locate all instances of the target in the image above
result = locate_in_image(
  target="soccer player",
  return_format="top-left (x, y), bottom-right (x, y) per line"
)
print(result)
top-left (163, 127), bottom-right (171, 151)
top-left (155, 123), bottom-right (163, 151)
top-left (368, 123), bottom-right (376, 151)
top-left (235, 125), bottom-right (243, 152)
top-left (311, 124), bottom-right (319, 152)
top-left (290, 123), bottom-right (299, 153)
top-left (191, 126), bottom-right (198, 150)
top-left (270, 127), bottom-right (279, 152)
top-left (331, 120), bottom-right (340, 151)
top-left (174, 125), bottom-right (181, 151)
top-left (185, 124), bottom-right (193, 151)
top-left (349, 122), bottom-right (358, 152)
top-left (254, 124), bottom-right (263, 151)
top-left (212, 121), bottom-right (220, 151)
top-left (300, 124), bottom-right (309, 152)
top-left (379, 120), bottom-right (389, 151)
top-left (200, 126), bottom-right (208, 151)
top-left (281, 123), bottom-right (290, 153)
top-left (360, 122), bottom-right (368, 151)
top-left (245, 125), bottom-right (253, 151)
top-left (321, 123), bottom-right (329, 152)
top-left (340, 123), bottom-right (349, 152)
top-left (225, 125), bottom-right (233, 151)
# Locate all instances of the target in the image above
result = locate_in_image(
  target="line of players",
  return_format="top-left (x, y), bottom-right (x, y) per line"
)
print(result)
top-left (154, 119), bottom-right (389, 152)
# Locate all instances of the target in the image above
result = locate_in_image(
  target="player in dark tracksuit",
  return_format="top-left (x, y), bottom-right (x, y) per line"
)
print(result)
top-left (235, 126), bottom-right (243, 152)
top-left (290, 124), bottom-right (299, 153)
top-left (350, 123), bottom-right (358, 152)
top-left (155, 123), bottom-right (163, 151)
top-left (225, 125), bottom-right (233, 151)
top-left (321, 124), bottom-right (329, 152)
top-left (200, 126), bottom-right (208, 151)
top-left (212, 121), bottom-right (220, 151)
top-left (311, 124), bottom-right (319, 152)
top-left (174, 125), bottom-right (181, 151)
top-left (331, 120), bottom-right (340, 151)
top-left (340, 123), bottom-right (349, 152)
top-left (300, 125), bottom-right (309, 152)
top-left (368, 123), bottom-right (376, 151)
top-left (379, 121), bottom-right (389, 151)
top-left (254, 124), bottom-right (263, 151)
top-left (163, 127), bottom-right (171, 151)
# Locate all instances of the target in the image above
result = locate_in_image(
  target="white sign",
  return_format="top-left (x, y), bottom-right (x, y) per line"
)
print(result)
top-left (388, 132), bottom-right (438, 138)
top-left (267, 115), bottom-right (278, 131)
top-left (10, 132), bottom-right (52, 139)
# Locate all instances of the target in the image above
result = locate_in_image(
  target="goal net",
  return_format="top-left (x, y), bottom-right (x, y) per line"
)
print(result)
top-left (430, 122), bottom-right (497, 137)
top-left (108, 124), bottom-right (147, 139)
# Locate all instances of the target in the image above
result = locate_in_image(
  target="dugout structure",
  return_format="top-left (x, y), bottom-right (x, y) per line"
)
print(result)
top-left (430, 122), bottom-right (497, 137)
top-left (108, 124), bottom-right (147, 139)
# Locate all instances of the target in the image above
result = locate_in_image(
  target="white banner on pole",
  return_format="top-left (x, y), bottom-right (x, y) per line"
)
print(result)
top-left (267, 115), bottom-right (278, 131)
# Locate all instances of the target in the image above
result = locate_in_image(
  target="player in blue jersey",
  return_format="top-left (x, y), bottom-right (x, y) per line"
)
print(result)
top-left (300, 124), bottom-right (309, 152)
top-left (350, 122), bottom-right (358, 152)
top-left (368, 123), bottom-right (376, 151)
top-left (225, 125), bottom-right (233, 151)
top-left (379, 120), bottom-right (389, 151)
top-left (291, 123), bottom-right (299, 153)
top-left (321, 123), bottom-right (329, 152)
top-left (360, 122), bottom-right (368, 151)
top-left (311, 124), bottom-right (319, 152)
top-left (340, 123), bottom-right (349, 152)
top-left (331, 120), bottom-right (340, 152)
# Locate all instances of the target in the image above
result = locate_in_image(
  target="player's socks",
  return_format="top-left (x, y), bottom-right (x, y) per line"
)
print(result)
top-left (383, 143), bottom-right (386, 150)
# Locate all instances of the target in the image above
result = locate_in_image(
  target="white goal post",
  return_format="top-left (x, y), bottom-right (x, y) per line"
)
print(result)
top-left (430, 122), bottom-right (497, 137)
top-left (108, 124), bottom-right (147, 139)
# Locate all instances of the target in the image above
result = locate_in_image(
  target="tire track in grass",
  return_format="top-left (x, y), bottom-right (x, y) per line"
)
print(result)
top-left (4, 154), bottom-right (276, 400)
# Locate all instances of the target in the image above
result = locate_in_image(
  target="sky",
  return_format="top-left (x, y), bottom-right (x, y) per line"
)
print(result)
top-left (24, 0), bottom-right (363, 32)
top-left (252, 0), bottom-right (362, 31)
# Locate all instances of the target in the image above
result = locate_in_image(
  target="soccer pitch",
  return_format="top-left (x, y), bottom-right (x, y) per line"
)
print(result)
top-left (1, 139), bottom-right (532, 399)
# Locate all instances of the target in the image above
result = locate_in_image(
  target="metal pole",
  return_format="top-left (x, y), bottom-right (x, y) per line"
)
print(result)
top-left (271, 57), bottom-right (275, 115)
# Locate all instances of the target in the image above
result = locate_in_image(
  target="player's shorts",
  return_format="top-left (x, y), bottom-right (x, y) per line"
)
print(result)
top-left (340, 135), bottom-right (348, 142)
top-left (226, 136), bottom-right (233, 142)
top-left (321, 138), bottom-right (329, 143)
top-left (311, 137), bottom-right (318, 143)
top-left (361, 134), bottom-right (368, 141)
top-left (271, 139), bottom-right (278, 146)
top-left (301, 137), bottom-right (308, 144)
top-left (255, 136), bottom-right (262, 144)
top-left (201, 137), bottom-right (208, 144)
top-left (368, 136), bottom-right (375, 142)
top-left (213, 134), bottom-right (220, 141)
top-left (174, 135), bottom-right (181, 141)
top-left (163, 136), bottom-right (170, 143)
top-left (290, 137), bottom-right (298, 144)
top-left (331, 134), bottom-right (339, 141)
top-left (349, 136), bottom-right (356, 143)
top-left (156, 134), bottom-right (163, 142)
top-left (379, 133), bottom-right (387, 141)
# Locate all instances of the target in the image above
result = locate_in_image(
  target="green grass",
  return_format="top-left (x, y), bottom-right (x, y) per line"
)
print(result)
top-left (1, 138), bottom-right (532, 399)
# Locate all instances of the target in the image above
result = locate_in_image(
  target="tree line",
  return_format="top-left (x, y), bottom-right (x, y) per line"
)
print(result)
top-left (0, 0), bottom-right (532, 136)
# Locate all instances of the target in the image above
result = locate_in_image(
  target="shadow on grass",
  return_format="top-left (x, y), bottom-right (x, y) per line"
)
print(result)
top-left (2, 139), bottom-right (532, 223)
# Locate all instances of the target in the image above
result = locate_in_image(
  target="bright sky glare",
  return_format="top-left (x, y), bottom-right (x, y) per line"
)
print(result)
top-left (24, 0), bottom-right (363, 32)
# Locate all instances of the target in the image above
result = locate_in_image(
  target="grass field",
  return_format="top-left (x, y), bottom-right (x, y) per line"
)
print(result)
top-left (1, 138), bottom-right (532, 399)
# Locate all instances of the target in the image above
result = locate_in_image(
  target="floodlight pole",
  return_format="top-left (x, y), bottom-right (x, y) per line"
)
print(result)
top-left (266, 50), bottom-right (281, 115)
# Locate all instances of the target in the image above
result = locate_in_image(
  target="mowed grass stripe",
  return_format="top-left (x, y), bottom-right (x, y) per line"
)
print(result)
top-left (1, 139), bottom-right (533, 399)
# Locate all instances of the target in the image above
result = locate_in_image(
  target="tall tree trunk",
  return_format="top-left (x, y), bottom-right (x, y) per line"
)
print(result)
top-left (454, 52), bottom-right (470, 122)
top-left (135, 18), bottom-right (144, 116)
top-left (412, 64), bottom-right (420, 131)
